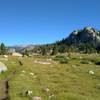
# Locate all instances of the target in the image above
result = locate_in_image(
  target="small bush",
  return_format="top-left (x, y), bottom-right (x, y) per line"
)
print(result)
top-left (53, 55), bottom-right (69, 64)
top-left (59, 58), bottom-right (69, 64)
top-left (95, 61), bottom-right (100, 65)
top-left (80, 60), bottom-right (91, 64)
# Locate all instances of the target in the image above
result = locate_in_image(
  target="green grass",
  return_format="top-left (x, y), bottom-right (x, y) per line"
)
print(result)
top-left (0, 54), bottom-right (100, 100)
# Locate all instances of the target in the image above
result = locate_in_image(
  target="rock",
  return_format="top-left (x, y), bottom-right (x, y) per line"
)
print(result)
top-left (79, 56), bottom-right (82, 59)
top-left (22, 70), bottom-right (26, 73)
top-left (43, 88), bottom-right (50, 93)
top-left (49, 94), bottom-right (55, 99)
top-left (46, 59), bottom-right (52, 61)
top-left (30, 72), bottom-right (34, 76)
top-left (89, 70), bottom-right (94, 75)
top-left (0, 62), bottom-right (7, 73)
top-left (25, 90), bottom-right (33, 96)
top-left (64, 27), bottom-right (100, 48)
top-left (28, 90), bottom-right (32, 95)
top-left (34, 60), bottom-right (51, 65)
top-left (3, 55), bottom-right (8, 58)
top-left (12, 52), bottom-right (23, 57)
top-left (96, 66), bottom-right (99, 68)
top-left (32, 96), bottom-right (42, 100)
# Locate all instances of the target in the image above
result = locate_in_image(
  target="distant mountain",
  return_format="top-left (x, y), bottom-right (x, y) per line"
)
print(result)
top-left (8, 45), bottom-right (36, 52)
top-left (8, 45), bottom-right (26, 52)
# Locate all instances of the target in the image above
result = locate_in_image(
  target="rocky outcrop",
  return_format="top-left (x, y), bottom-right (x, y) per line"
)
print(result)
top-left (66, 27), bottom-right (100, 48)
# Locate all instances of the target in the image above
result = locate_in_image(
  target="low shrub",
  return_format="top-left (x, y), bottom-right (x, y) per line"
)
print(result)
top-left (95, 61), bottom-right (100, 65)
top-left (80, 60), bottom-right (91, 64)
top-left (53, 55), bottom-right (69, 64)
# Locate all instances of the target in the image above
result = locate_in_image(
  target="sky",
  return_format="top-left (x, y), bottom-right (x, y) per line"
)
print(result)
top-left (0, 0), bottom-right (100, 46)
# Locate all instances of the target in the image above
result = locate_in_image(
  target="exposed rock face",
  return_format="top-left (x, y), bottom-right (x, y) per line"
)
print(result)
top-left (12, 52), bottom-right (23, 57)
top-left (67, 27), bottom-right (100, 48)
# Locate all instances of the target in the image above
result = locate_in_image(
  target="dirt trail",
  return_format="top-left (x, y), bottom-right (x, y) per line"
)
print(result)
top-left (0, 60), bottom-right (23, 100)
top-left (0, 79), bottom-right (9, 100)
top-left (0, 70), bottom-right (17, 100)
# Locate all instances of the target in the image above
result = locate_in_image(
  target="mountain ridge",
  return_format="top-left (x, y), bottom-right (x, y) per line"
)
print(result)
top-left (8, 26), bottom-right (100, 54)
top-left (60, 26), bottom-right (100, 48)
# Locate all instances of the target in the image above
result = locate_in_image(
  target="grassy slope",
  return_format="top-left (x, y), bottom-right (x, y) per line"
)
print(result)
top-left (0, 54), bottom-right (100, 100)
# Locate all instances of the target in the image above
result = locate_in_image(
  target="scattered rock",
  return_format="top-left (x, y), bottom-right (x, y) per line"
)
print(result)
top-left (30, 73), bottom-right (34, 76)
top-left (27, 90), bottom-right (32, 95)
top-left (43, 88), bottom-right (50, 93)
top-left (20, 90), bottom-right (33, 97)
top-left (95, 66), bottom-right (100, 68)
top-left (25, 90), bottom-right (33, 96)
top-left (34, 60), bottom-right (51, 65)
top-left (0, 62), bottom-right (7, 73)
top-left (46, 59), bottom-right (52, 61)
top-left (32, 96), bottom-right (42, 100)
top-left (12, 52), bottom-right (23, 57)
top-left (34, 60), bottom-right (38, 63)
top-left (3, 55), bottom-right (8, 58)
top-left (89, 70), bottom-right (94, 75)
top-left (22, 70), bottom-right (26, 73)
top-left (49, 94), bottom-right (55, 99)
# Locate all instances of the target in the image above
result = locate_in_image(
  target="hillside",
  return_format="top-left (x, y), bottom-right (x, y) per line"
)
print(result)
top-left (8, 27), bottom-right (100, 55)
top-left (61, 27), bottom-right (100, 49)
top-left (29, 27), bottom-right (100, 55)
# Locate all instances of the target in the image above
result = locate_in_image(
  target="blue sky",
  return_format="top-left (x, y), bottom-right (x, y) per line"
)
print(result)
top-left (0, 0), bottom-right (100, 45)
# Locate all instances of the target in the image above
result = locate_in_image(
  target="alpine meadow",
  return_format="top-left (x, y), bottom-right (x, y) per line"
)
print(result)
top-left (0, 0), bottom-right (100, 100)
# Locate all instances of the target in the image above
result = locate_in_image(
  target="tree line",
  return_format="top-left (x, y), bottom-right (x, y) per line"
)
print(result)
top-left (31, 42), bottom-right (100, 56)
top-left (0, 43), bottom-right (7, 55)
top-left (0, 42), bottom-right (99, 56)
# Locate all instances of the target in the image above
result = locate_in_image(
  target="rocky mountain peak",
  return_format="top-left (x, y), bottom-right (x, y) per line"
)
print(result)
top-left (67, 27), bottom-right (100, 48)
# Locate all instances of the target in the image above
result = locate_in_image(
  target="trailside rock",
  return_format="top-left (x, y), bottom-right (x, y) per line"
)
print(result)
top-left (89, 70), bottom-right (94, 75)
top-left (0, 62), bottom-right (7, 73)
top-left (32, 96), bottom-right (42, 100)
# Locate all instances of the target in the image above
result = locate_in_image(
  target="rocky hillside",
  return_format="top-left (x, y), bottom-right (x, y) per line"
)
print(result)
top-left (64, 27), bottom-right (100, 48)
top-left (9, 27), bottom-right (100, 55)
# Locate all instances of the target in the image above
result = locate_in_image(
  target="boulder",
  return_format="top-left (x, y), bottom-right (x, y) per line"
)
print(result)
top-left (0, 62), bottom-right (7, 73)
top-left (89, 70), bottom-right (94, 75)
top-left (12, 52), bottom-right (23, 57)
